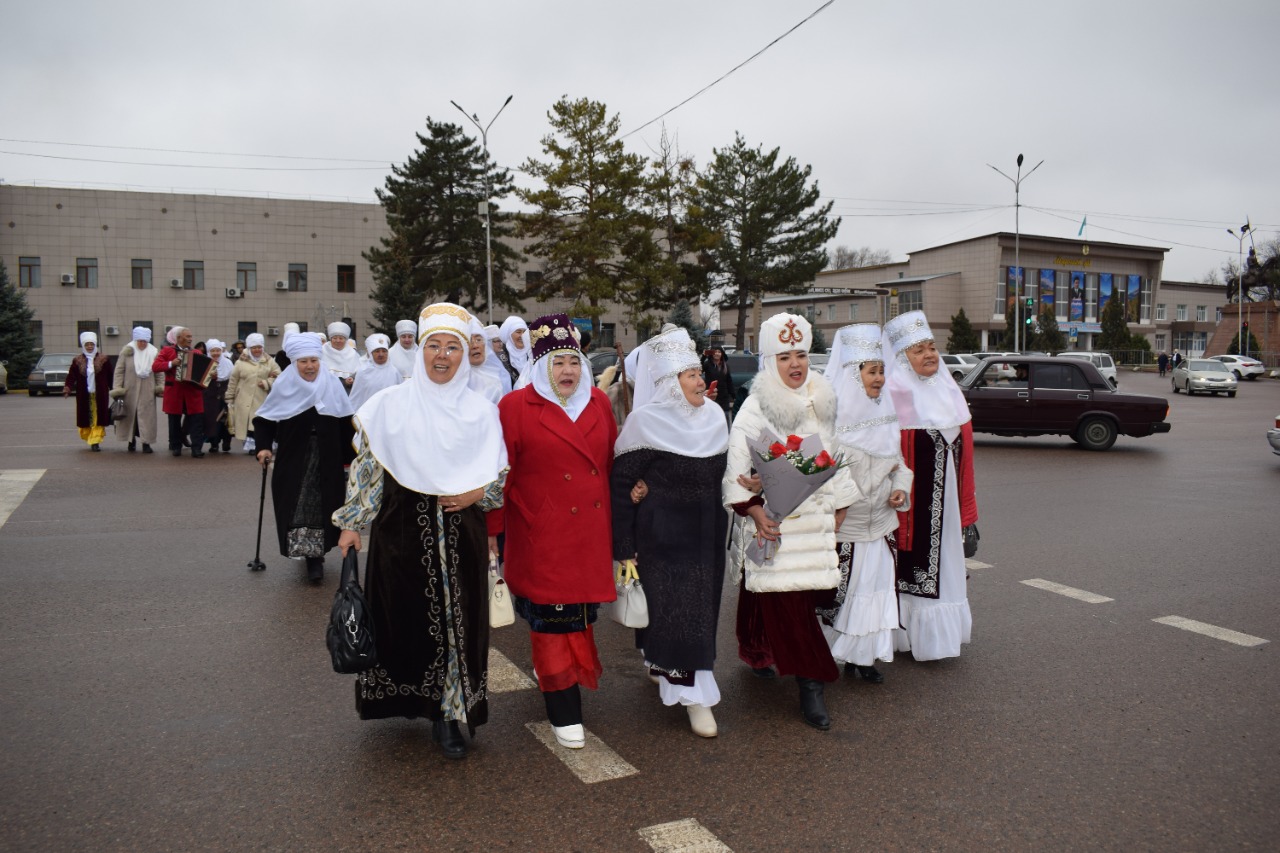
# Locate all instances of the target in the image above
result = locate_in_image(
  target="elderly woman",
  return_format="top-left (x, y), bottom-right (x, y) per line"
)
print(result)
top-left (465, 318), bottom-right (505, 404)
top-left (64, 331), bottom-right (112, 451)
top-left (111, 326), bottom-right (163, 453)
top-left (347, 333), bottom-right (401, 411)
top-left (721, 312), bottom-right (857, 731)
top-left (334, 303), bottom-right (508, 760)
top-left (226, 333), bottom-right (280, 454)
top-left (498, 315), bottom-right (530, 387)
top-left (821, 324), bottom-right (912, 683)
top-left (254, 333), bottom-right (356, 583)
top-left (153, 326), bottom-right (206, 457)
top-left (611, 328), bottom-right (728, 738)
top-left (200, 339), bottom-right (235, 454)
top-left (388, 319), bottom-right (419, 380)
top-left (883, 310), bottom-right (977, 661)
top-left (321, 321), bottom-right (362, 391)
top-left (493, 313), bottom-right (616, 750)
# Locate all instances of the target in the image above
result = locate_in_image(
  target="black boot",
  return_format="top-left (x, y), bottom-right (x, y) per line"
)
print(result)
top-left (305, 557), bottom-right (324, 584)
top-left (431, 720), bottom-right (467, 759)
top-left (797, 677), bottom-right (831, 731)
top-left (542, 684), bottom-right (583, 727)
top-left (845, 662), bottom-right (884, 684)
top-left (142, 444), bottom-right (153, 454)
top-left (127, 440), bottom-right (137, 453)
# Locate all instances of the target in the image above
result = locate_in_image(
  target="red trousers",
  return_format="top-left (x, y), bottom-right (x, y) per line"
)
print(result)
top-left (530, 626), bottom-right (603, 692)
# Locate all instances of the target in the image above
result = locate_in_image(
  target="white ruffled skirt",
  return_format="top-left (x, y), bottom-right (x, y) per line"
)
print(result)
top-left (656, 670), bottom-right (721, 707)
top-left (823, 538), bottom-right (898, 666)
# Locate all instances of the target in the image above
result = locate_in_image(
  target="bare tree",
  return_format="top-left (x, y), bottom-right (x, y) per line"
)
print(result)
top-left (826, 245), bottom-right (893, 270)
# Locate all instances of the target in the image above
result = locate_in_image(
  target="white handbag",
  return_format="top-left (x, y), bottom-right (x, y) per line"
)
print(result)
top-left (488, 556), bottom-right (514, 628)
top-left (610, 560), bottom-right (649, 629)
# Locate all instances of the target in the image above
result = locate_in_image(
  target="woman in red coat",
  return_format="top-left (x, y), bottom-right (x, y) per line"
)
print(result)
top-left (492, 313), bottom-right (617, 750)
top-left (63, 331), bottom-right (112, 451)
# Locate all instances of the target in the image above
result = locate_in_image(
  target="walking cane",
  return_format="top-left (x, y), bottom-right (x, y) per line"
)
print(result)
top-left (248, 461), bottom-right (269, 571)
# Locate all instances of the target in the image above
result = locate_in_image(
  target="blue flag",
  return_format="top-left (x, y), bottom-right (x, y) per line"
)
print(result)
top-left (1078, 216), bottom-right (1087, 236)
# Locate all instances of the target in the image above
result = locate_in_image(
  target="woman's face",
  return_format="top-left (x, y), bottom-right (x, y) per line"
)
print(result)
top-left (295, 356), bottom-right (321, 382)
top-left (511, 328), bottom-right (526, 350)
top-left (250, 345), bottom-right (264, 358)
top-left (777, 350), bottom-right (809, 389)
top-left (550, 354), bottom-right (581, 396)
top-left (678, 368), bottom-right (706, 407)
top-left (422, 333), bottom-right (464, 384)
top-left (329, 334), bottom-right (348, 350)
top-left (711, 349), bottom-right (723, 364)
top-left (398, 332), bottom-right (416, 349)
top-left (371, 348), bottom-right (389, 365)
top-left (905, 340), bottom-right (939, 377)
top-left (490, 338), bottom-right (504, 355)
top-left (468, 334), bottom-right (487, 367)
top-left (209, 347), bottom-right (224, 360)
top-left (860, 361), bottom-right (885, 398)
top-left (83, 340), bottom-right (96, 354)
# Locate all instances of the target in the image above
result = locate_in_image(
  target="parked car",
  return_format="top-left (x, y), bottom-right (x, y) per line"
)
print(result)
top-left (807, 353), bottom-right (829, 372)
top-left (1171, 359), bottom-right (1238, 397)
top-left (0, 360), bottom-right (7, 394)
top-left (971, 351), bottom-right (1020, 380)
top-left (941, 353), bottom-right (980, 380)
top-left (26, 353), bottom-right (76, 396)
top-left (959, 356), bottom-right (1171, 451)
top-left (1057, 351), bottom-right (1118, 388)
top-left (1209, 354), bottom-right (1265, 381)
top-left (587, 348), bottom-right (621, 380)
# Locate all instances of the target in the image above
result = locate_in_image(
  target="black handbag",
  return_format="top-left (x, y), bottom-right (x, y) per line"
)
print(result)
top-left (326, 548), bottom-right (378, 673)
top-left (963, 524), bottom-right (980, 559)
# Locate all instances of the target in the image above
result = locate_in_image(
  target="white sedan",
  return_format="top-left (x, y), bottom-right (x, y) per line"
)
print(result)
top-left (1171, 359), bottom-right (1238, 397)
top-left (1209, 354), bottom-right (1265, 380)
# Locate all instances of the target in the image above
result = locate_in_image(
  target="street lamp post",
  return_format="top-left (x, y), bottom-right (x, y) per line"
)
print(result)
top-left (1227, 220), bottom-right (1252, 357)
top-left (989, 154), bottom-right (1044, 352)
top-left (451, 94), bottom-right (513, 325)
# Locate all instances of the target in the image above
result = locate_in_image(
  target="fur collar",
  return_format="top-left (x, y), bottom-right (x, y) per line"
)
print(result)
top-left (750, 370), bottom-right (837, 434)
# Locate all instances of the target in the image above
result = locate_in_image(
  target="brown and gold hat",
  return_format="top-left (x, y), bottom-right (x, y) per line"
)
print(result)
top-left (528, 313), bottom-right (582, 363)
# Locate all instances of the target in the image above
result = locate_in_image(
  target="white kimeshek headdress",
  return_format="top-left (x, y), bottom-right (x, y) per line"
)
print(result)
top-left (615, 327), bottom-right (727, 459)
top-left (825, 323), bottom-right (900, 459)
top-left (254, 333), bottom-right (356, 422)
top-left (883, 310), bottom-right (971, 430)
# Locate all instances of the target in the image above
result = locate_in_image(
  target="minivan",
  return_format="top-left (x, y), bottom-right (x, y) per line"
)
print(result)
top-left (1057, 351), bottom-right (1118, 387)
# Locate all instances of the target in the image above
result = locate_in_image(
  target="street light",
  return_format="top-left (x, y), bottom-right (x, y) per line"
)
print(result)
top-left (451, 94), bottom-right (513, 325)
top-left (988, 154), bottom-right (1044, 352)
top-left (1227, 220), bottom-right (1252, 357)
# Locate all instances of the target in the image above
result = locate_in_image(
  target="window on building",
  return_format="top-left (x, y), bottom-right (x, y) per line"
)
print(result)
top-left (132, 321), bottom-right (154, 340)
top-left (337, 264), bottom-right (355, 293)
top-left (183, 260), bottom-right (204, 290)
top-left (296, 322), bottom-right (309, 333)
top-left (1155, 334), bottom-right (1167, 352)
top-left (1175, 304), bottom-right (1187, 321)
top-left (18, 257), bottom-right (40, 288)
top-left (1085, 275), bottom-right (1098, 321)
top-left (76, 257), bottom-right (98, 289)
top-left (804, 305), bottom-right (816, 322)
top-left (131, 259), bottom-right (152, 290)
top-left (1055, 271), bottom-right (1069, 320)
top-left (29, 320), bottom-right (43, 351)
top-left (1215, 307), bottom-right (1222, 323)
top-left (76, 319), bottom-right (101, 338)
top-left (236, 262), bottom-right (257, 292)
top-left (598, 323), bottom-right (616, 348)
top-left (237, 321), bottom-right (258, 342)
top-left (1140, 277), bottom-right (1152, 322)
top-left (1155, 303), bottom-right (1166, 321)
top-left (342, 317), bottom-right (357, 341)
top-left (827, 304), bottom-right (836, 319)
top-left (1195, 305), bottom-right (1207, 322)
top-left (848, 303), bottom-right (858, 321)
top-left (288, 263), bottom-right (307, 292)
top-left (994, 278), bottom-right (1006, 317)
top-left (525, 270), bottom-right (544, 289)
top-left (899, 290), bottom-right (922, 314)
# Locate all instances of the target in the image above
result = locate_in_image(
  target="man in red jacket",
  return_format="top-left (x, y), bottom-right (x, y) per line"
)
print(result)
top-left (153, 325), bottom-right (206, 457)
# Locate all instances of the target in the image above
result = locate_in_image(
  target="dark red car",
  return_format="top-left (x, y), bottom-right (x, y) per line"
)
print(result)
top-left (959, 356), bottom-right (1170, 451)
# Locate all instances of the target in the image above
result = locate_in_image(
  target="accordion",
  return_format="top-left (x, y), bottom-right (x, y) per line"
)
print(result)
top-left (175, 351), bottom-right (217, 387)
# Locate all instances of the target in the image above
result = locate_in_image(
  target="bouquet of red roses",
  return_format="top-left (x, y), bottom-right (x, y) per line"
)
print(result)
top-left (743, 431), bottom-right (844, 565)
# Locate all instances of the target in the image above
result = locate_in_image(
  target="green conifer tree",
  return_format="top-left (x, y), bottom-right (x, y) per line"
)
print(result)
top-left (0, 261), bottom-right (39, 389)
top-left (947, 306), bottom-right (980, 353)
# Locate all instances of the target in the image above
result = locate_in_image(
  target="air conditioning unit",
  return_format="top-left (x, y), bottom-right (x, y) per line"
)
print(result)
top-left (267, 326), bottom-right (281, 336)
top-left (105, 325), bottom-right (120, 336)
top-left (170, 278), bottom-right (183, 288)
top-left (225, 288), bottom-right (243, 299)
top-left (275, 280), bottom-right (289, 291)
top-left (60, 273), bottom-right (75, 286)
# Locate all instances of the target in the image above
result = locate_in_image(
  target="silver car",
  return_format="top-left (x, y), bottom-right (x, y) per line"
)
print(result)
top-left (1171, 359), bottom-right (1238, 397)
top-left (941, 353), bottom-right (980, 380)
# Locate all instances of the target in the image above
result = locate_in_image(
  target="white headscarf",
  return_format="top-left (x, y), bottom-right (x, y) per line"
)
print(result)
top-left (321, 329), bottom-right (363, 378)
top-left (280, 322), bottom-right (300, 349)
top-left (530, 346), bottom-right (593, 423)
top-left (80, 331), bottom-right (98, 386)
top-left (469, 317), bottom-right (511, 397)
top-left (825, 324), bottom-right (900, 459)
top-left (131, 327), bottom-right (157, 378)
top-left (355, 303), bottom-right (507, 495)
top-left (348, 334), bottom-right (402, 410)
top-left (166, 326), bottom-right (186, 347)
top-left (615, 328), bottom-right (727, 459)
top-left (389, 320), bottom-right (419, 380)
top-left (206, 339), bottom-right (234, 381)
top-left (254, 333), bottom-right (356, 422)
top-left (500, 316), bottom-right (531, 373)
top-left (883, 310), bottom-right (971, 430)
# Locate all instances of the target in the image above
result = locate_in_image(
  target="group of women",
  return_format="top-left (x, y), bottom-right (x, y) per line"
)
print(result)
top-left (292, 301), bottom-right (977, 761)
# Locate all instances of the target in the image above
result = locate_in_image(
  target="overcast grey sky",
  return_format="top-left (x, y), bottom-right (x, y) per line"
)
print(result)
top-left (3, 0), bottom-right (1276, 282)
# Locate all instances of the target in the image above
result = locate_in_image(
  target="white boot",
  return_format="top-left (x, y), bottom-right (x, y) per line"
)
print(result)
top-left (687, 704), bottom-right (718, 738)
top-left (552, 724), bottom-right (585, 749)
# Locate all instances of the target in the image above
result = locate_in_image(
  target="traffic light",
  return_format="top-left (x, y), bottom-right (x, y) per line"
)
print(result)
top-left (1025, 297), bottom-right (1035, 326)
top-left (1242, 320), bottom-right (1249, 331)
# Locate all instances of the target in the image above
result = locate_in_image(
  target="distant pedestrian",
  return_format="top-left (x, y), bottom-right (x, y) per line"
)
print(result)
top-left (64, 331), bottom-right (112, 452)
top-left (225, 333), bottom-right (280, 454)
top-left (111, 326), bottom-right (162, 453)
top-left (1157, 352), bottom-right (1169, 377)
top-left (1172, 350), bottom-right (1183, 370)
top-left (201, 339), bottom-right (234, 454)
top-left (274, 322), bottom-right (300, 371)
top-left (153, 326), bottom-right (206, 457)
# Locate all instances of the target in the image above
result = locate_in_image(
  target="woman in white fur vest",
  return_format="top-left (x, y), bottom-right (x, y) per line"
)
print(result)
top-left (820, 323), bottom-right (912, 684)
top-left (721, 312), bottom-right (858, 731)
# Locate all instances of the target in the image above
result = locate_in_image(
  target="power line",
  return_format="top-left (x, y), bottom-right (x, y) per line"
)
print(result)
top-left (621, 0), bottom-right (835, 140)
top-left (0, 150), bottom-right (388, 172)
top-left (0, 137), bottom-right (391, 164)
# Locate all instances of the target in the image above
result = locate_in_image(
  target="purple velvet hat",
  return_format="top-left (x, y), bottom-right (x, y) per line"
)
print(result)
top-left (528, 313), bottom-right (583, 363)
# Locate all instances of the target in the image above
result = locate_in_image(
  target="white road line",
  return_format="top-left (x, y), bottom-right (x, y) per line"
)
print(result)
top-left (1153, 616), bottom-right (1269, 648)
top-left (0, 469), bottom-right (45, 529)
top-left (1020, 578), bottom-right (1114, 604)
top-left (638, 818), bottom-right (733, 853)
top-left (966, 559), bottom-right (993, 570)
top-left (525, 721), bottom-right (639, 784)
top-left (487, 649), bottom-right (536, 693)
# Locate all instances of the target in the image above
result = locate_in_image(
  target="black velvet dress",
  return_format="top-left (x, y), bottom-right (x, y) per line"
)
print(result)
top-left (610, 449), bottom-right (728, 678)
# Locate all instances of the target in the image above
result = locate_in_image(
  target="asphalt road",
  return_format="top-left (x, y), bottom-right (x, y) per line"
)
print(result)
top-left (1, 370), bottom-right (1276, 852)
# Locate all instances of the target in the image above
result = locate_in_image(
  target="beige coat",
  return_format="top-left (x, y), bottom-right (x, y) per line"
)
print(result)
top-left (111, 344), bottom-right (163, 444)
top-left (225, 354), bottom-right (280, 440)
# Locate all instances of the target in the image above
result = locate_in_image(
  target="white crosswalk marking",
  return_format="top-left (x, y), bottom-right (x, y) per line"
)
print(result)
top-left (1020, 578), bottom-right (1114, 604)
top-left (525, 721), bottom-right (639, 784)
top-left (0, 469), bottom-right (45, 529)
top-left (487, 648), bottom-right (536, 693)
top-left (966, 559), bottom-right (992, 570)
top-left (1153, 616), bottom-right (1268, 648)
top-left (639, 818), bottom-right (733, 852)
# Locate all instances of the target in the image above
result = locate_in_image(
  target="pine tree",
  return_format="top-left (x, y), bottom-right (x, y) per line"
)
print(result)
top-left (810, 325), bottom-right (828, 354)
top-left (637, 127), bottom-right (715, 312)
top-left (666, 299), bottom-right (707, 350)
top-left (1033, 306), bottom-right (1066, 352)
top-left (365, 118), bottom-right (523, 333)
top-left (1226, 330), bottom-right (1260, 356)
top-left (0, 261), bottom-right (38, 389)
top-left (947, 307), bottom-right (980, 353)
top-left (517, 97), bottom-right (662, 337)
top-left (1095, 293), bottom-right (1129, 352)
top-left (690, 133), bottom-right (839, 348)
